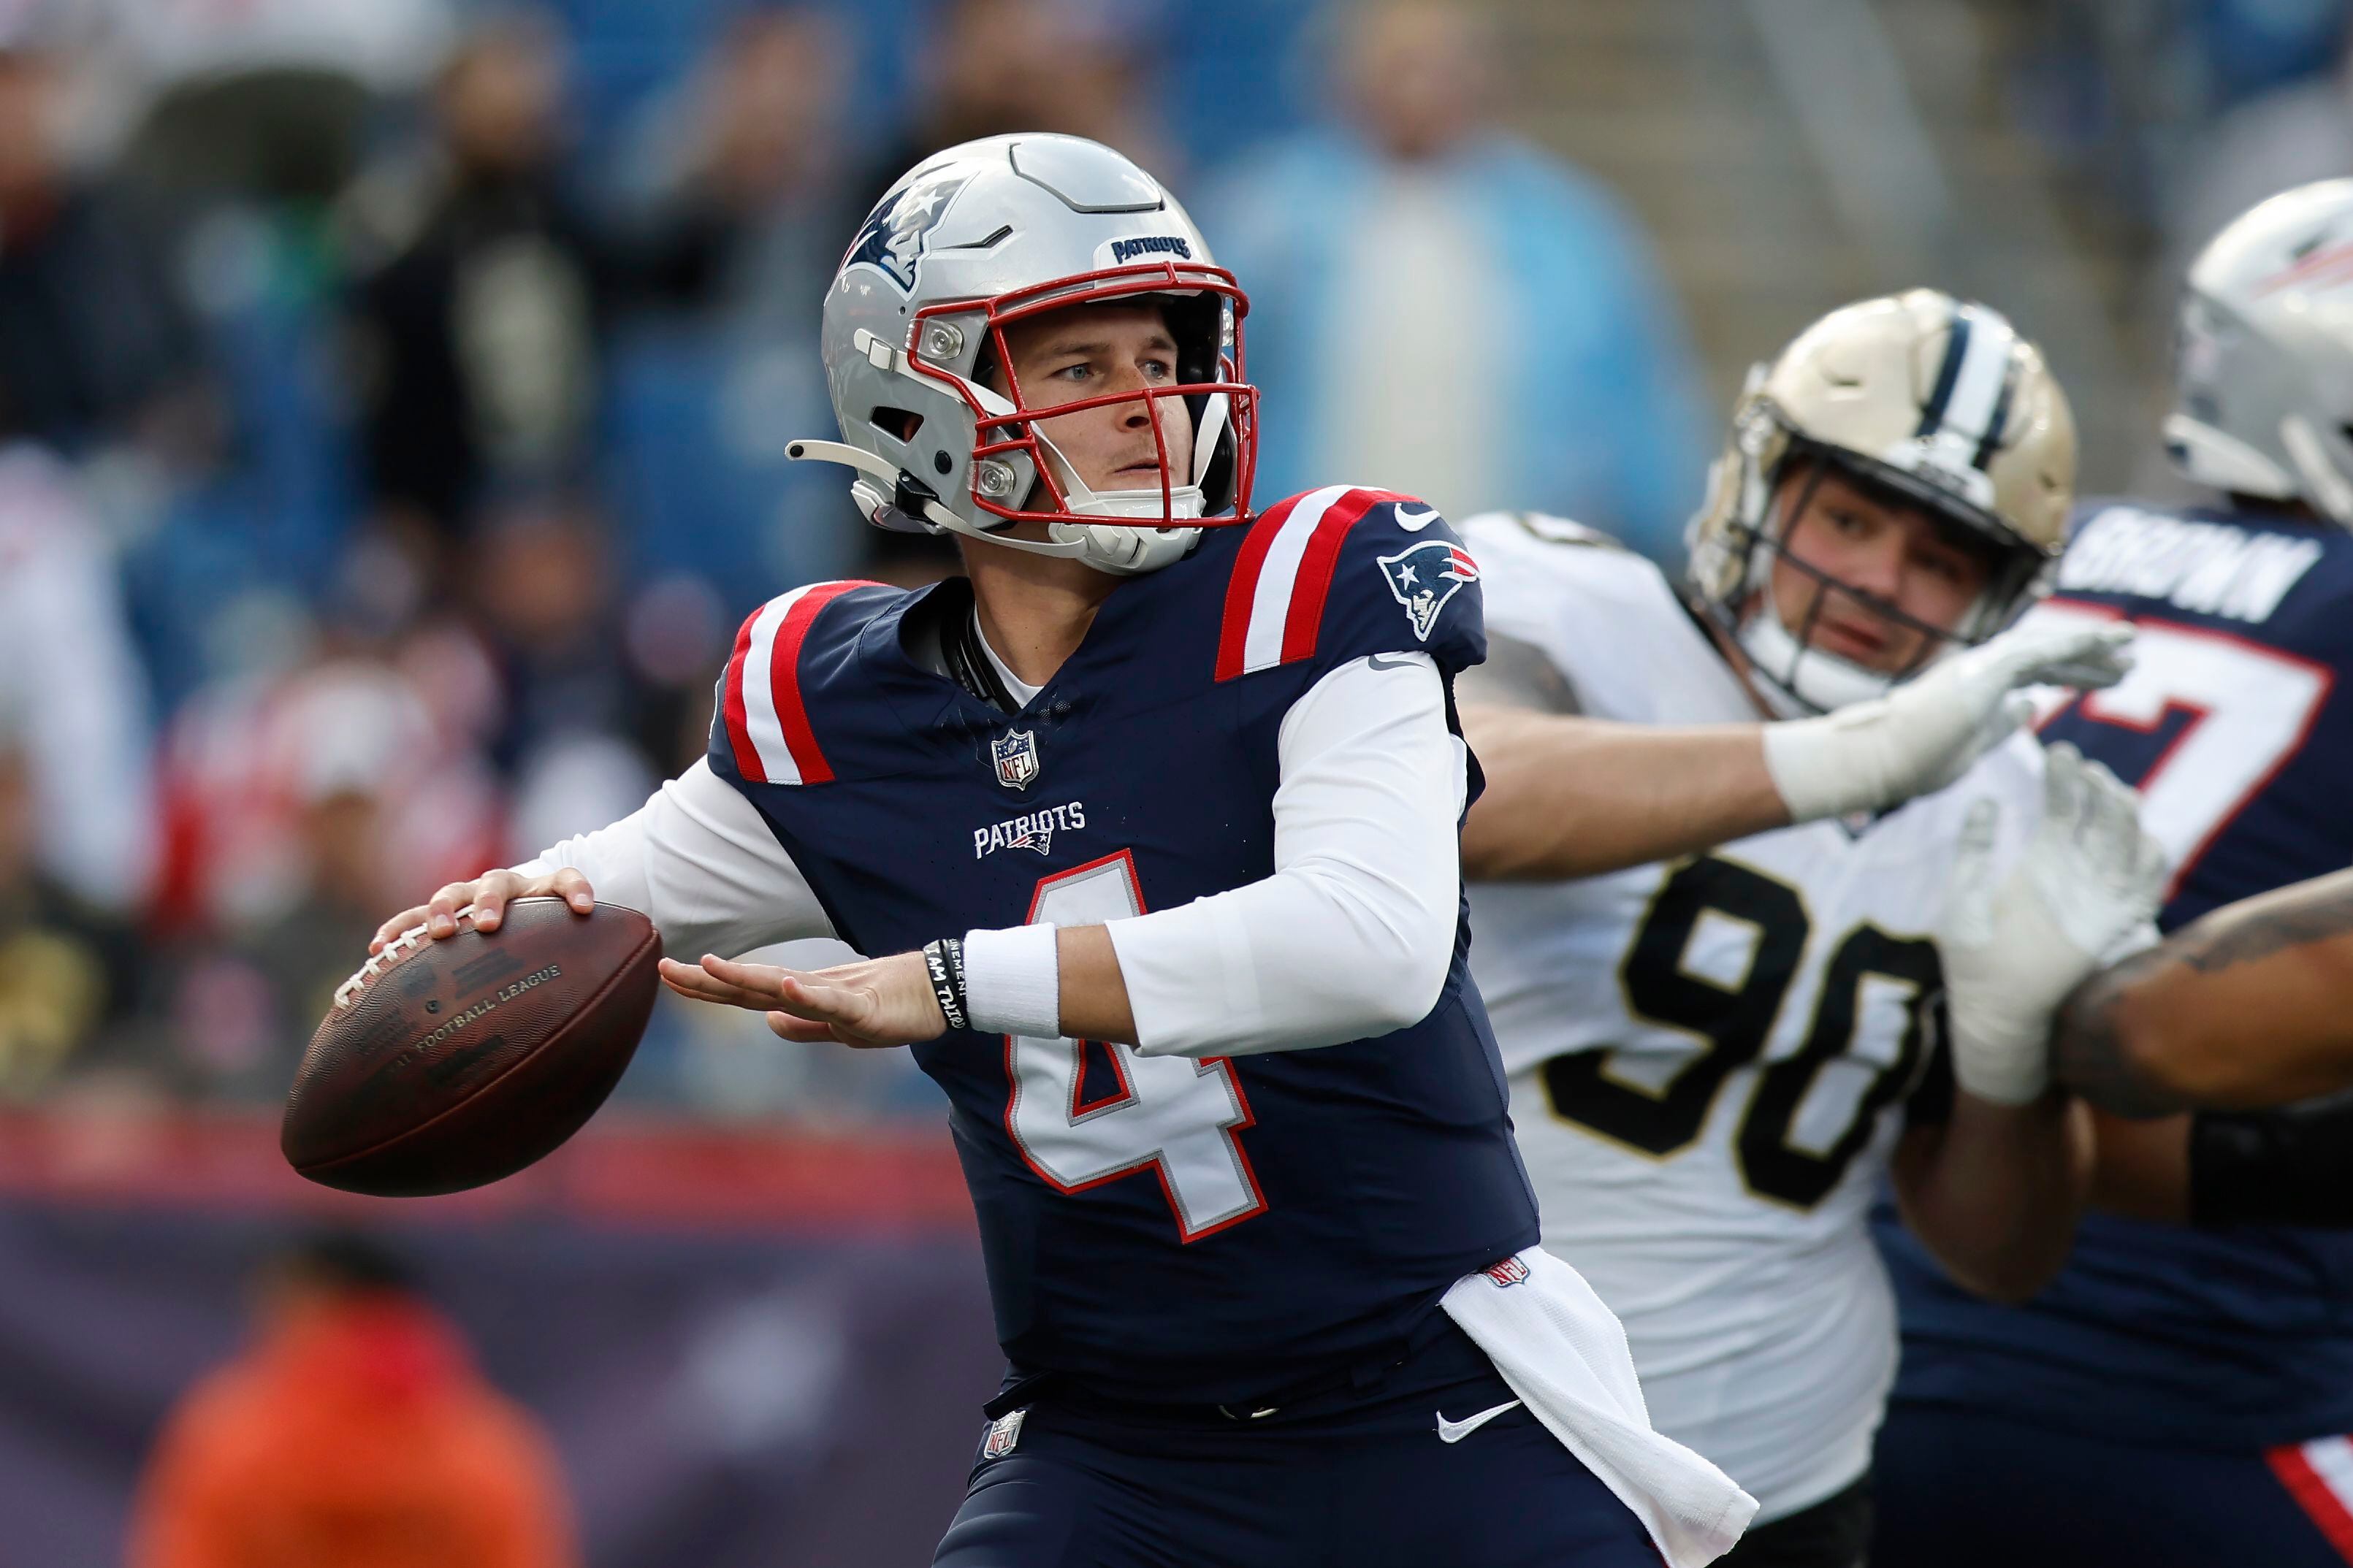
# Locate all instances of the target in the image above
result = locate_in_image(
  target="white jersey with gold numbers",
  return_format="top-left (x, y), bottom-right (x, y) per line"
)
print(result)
top-left (1459, 511), bottom-right (2045, 1523)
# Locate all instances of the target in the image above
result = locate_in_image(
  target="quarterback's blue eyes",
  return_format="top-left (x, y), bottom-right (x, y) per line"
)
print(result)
top-left (1049, 356), bottom-right (1173, 384)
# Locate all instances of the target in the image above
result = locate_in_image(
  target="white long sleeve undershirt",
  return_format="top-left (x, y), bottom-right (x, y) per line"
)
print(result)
top-left (517, 652), bottom-right (1467, 1058)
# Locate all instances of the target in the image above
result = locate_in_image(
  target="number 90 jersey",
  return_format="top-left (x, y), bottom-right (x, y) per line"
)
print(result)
top-left (1458, 513), bottom-right (2043, 1522)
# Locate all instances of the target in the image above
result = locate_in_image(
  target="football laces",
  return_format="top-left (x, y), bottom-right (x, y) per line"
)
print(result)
top-left (332, 905), bottom-right (478, 1011)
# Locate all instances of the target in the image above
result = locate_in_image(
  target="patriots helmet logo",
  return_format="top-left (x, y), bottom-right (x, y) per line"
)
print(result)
top-left (1378, 539), bottom-right (1481, 642)
top-left (843, 172), bottom-right (971, 294)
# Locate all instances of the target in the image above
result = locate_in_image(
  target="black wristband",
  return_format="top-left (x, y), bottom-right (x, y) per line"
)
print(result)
top-left (923, 936), bottom-right (969, 1033)
top-left (2189, 1103), bottom-right (2353, 1228)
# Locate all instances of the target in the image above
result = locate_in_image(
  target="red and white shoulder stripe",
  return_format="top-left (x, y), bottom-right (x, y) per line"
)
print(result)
top-left (720, 580), bottom-right (881, 786)
top-left (1215, 486), bottom-right (1415, 681)
top-left (2272, 1437), bottom-right (2353, 1560)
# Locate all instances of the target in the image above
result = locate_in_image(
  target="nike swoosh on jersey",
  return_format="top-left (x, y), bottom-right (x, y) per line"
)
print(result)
top-left (1365, 652), bottom-right (1422, 671)
top-left (1435, 1399), bottom-right (1522, 1444)
top-left (1393, 505), bottom-right (1442, 532)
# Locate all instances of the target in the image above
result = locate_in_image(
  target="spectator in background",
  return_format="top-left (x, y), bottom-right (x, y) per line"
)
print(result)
top-left (150, 635), bottom-right (502, 1096)
top-left (858, 0), bottom-right (1174, 191)
top-left (466, 491), bottom-right (663, 841)
top-left (129, 1230), bottom-right (576, 1568)
top-left (0, 23), bottom-right (211, 462)
top-left (340, 9), bottom-right (736, 552)
top-left (0, 439), bottom-right (156, 914)
top-left (0, 738), bottom-right (135, 1098)
top-left (2165, 29), bottom-right (2353, 267)
top-left (1200, 0), bottom-right (1709, 561)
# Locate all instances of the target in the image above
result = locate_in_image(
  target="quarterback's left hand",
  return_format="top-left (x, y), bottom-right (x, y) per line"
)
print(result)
top-left (1937, 743), bottom-right (2168, 1105)
top-left (657, 952), bottom-right (947, 1048)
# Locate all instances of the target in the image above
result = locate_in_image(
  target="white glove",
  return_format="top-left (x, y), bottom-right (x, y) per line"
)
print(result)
top-left (1935, 742), bottom-right (2169, 1104)
top-left (1761, 620), bottom-right (2135, 822)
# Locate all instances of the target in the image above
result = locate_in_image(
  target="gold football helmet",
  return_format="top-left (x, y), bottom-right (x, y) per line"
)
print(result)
top-left (1687, 289), bottom-right (2077, 712)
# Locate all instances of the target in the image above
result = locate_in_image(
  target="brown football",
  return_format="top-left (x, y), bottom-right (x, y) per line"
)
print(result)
top-left (282, 898), bottom-right (661, 1196)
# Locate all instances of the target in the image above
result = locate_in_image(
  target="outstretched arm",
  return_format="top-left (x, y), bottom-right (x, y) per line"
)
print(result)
top-left (664, 651), bottom-right (1467, 1054)
top-left (1462, 619), bottom-right (2135, 882)
top-left (2054, 868), bottom-right (2353, 1116)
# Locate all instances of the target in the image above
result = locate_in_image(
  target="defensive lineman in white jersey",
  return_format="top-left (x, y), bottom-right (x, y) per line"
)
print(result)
top-left (1457, 291), bottom-right (2165, 1566)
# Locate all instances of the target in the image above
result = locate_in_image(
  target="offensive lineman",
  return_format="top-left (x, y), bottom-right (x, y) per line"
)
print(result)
top-left (1456, 291), bottom-right (2165, 1566)
top-left (1877, 180), bottom-right (2353, 1568)
top-left (364, 140), bottom-right (2126, 1568)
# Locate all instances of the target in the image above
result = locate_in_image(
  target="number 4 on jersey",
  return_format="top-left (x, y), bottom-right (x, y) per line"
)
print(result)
top-left (1002, 852), bottom-right (1267, 1241)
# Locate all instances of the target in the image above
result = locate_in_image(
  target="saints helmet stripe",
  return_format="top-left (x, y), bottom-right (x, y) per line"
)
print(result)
top-left (1914, 300), bottom-right (2020, 457)
top-left (1972, 354), bottom-right (2018, 470)
top-left (1939, 304), bottom-right (2018, 450)
top-left (1915, 305), bottom-right (1972, 437)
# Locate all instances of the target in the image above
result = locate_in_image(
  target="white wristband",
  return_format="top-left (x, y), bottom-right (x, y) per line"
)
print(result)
top-left (1758, 711), bottom-right (1876, 823)
top-left (961, 923), bottom-right (1062, 1039)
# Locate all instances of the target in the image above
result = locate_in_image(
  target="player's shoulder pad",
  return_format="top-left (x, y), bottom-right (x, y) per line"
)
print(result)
top-left (1214, 486), bottom-right (1481, 681)
top-left (1457, 507), bottom-right (1679, 640)
top-left (1461, 508), bottom-right (1629, 553)
top-left (713, 579), bottom-right (894, 787)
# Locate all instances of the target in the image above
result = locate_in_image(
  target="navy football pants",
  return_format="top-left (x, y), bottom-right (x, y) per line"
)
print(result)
top-left (1875, 1401), bottom-right (2353, 1567)
top-left (932, 1321), bottom-right (1660, 1568)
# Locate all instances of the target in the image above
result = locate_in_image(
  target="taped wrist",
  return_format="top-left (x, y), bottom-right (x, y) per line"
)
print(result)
top-left (1759, 711), bottom-right (1877, 823)
top-left (961, 922), bottom-right (1062, 1039)
top-left (2189, 1106), bottom-right (2353, 1228)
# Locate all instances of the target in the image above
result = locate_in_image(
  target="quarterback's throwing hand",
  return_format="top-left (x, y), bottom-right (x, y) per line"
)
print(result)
top-left (1935, 742), bottom-right (2167, 1104)
top-left (657, 952), bottom-right (948, 1048)
top-left (1761, 619), bottom-right (2135, 822)
top-left (370, 867), bottom-right (597, 953)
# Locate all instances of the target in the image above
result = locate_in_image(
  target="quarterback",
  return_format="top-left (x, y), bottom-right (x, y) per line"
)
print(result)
top-left (1880, 180), bottom-right (2353, 1568)
top-left (1456, 291), bottom-right (2164, 1566)
top-left (370, 140), bottom-right (2118, 1568)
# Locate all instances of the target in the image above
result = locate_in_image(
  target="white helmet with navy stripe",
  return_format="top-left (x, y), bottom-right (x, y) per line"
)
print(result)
top-left (2167, 178), bottom-right (2353, 526)
top-left (788, 133), bottom-right (1259, 576)
top-left (1687, 288), bottom-right (2076, 713)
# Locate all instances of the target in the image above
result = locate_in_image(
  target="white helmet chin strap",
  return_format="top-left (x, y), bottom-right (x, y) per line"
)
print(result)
top-left (1736, 593), bottom-right (1899, 717)
top-left (786, 438), bottom-right (1094, 559)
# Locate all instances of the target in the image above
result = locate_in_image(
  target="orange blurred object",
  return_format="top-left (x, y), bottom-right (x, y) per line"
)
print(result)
top-left (127, 1288), bottom-right (576, 1568)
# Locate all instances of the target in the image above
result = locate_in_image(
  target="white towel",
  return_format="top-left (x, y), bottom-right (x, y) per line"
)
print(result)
top-left (1442, 1247), bottom-right (1758, 1567)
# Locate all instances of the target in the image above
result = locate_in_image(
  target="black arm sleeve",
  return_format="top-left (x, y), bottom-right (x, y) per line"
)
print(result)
top-left (2189, 1097), bottom-right (2353, 1228)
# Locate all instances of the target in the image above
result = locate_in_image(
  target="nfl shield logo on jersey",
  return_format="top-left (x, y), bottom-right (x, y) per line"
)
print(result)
top-left (993, 728), bottom-right (1040, 790)
top-left (1481, 1255), bottom-right (1530, 1288)
top-left (1378, 539), bottom-right (1481, 642)
top-left (981, 1407), bottom-right (1026, 1459)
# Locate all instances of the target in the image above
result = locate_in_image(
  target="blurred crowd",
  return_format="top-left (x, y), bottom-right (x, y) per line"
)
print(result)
top-left (0, 0), bottom-right (1714, 1121)
top-left (37, 0), bottom-right (2349, 1125)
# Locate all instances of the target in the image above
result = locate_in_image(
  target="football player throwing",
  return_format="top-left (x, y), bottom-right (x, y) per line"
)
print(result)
top-left (366, 145), bottom-right (2129, 1568)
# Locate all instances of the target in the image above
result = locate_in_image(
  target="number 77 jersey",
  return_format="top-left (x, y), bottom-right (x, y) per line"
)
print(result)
top-left (1458, 513), bottom-right (2048, 1523)
top-left (1880, 495), bottom-right (2353, 1459)
top-left (2022, 499), bottom-right (2351, 925)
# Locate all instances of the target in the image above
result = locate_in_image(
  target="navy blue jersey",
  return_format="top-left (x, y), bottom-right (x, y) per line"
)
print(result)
top-left (1883, 496), bottom-right (2353, 1450)
top-left (708, 488), bottom-right (1539, 1405)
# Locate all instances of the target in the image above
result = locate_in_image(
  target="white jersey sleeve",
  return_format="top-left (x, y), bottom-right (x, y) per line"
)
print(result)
top-left (516, 757), bottom-right (838, 959)
top-left (1110, 651), bottom-right (1466, 1057)
top-left (1457, 510), bottom-right (2051, 1522)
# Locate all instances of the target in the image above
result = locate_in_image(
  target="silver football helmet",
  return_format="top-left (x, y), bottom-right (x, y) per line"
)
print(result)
top-left (2167, 177), bottom-right (2353, 526)
top-left (789, 134), bottom-right (1258, 575)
